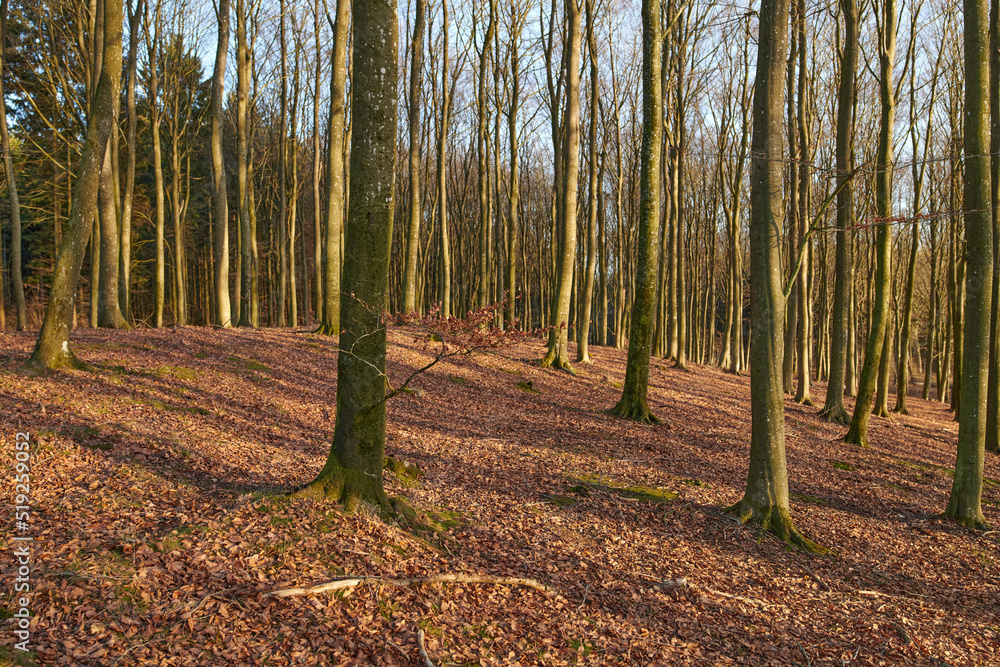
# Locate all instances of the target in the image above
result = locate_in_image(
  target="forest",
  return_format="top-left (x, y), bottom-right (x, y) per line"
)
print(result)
top-left (0, 0), bottom-right (998, 661)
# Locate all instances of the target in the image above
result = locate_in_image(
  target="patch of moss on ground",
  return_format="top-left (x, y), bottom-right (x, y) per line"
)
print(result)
top-left (517, 381), bottom-right (541, 393)
top-left (228, 355), bottom-right (269, 372)
top-left (572, 474), bottom-right (677, 503)
top-left (682, 479), bottom-right (709, 487)
top-left (0, 645), bottom-right (38, 666)
top-left (155, 365), bottom-right (199, 381)
top-left (548, 495), bottom-right (580, 507)
top-left (448, 375), bottom-right (468, 384)
top-left (384, 456), bottom-right (424, 487)
top-left (789, 492), bottom-right (828, 504)
top-left (830, 460), bottom-right (855, 471)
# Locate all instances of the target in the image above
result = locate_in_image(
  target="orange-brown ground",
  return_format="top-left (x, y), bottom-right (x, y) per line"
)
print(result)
top-left (0, 325), bottom-right (997, 666)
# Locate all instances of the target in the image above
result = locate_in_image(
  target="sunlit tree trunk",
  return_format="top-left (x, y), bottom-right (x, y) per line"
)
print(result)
top-left (608, 0), bottom-right (660, 421)
top-left (729, 0), bottom-right (817, 551)
top-left (845, 0), bottom-right (897, 447)
top-left (577, 0), bottom-right (599, 363)
top-left (401, 0), bottom-right (424, 315)
top-left (541, 0), bottom-right (581, 371)
top-left (297, 0), bottom-right (398, 509)
top-left (319, 0), bottom-right (349, 335)
top-left (946, 0), bottom-right (993, 527)
top-left (211, 0), bottom-right (232, 327)
top-left (29, 0), bottom-right (123, 368)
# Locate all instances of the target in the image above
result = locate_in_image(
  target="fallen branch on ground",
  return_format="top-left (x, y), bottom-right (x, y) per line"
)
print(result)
top-left (417, 629), bottom-right (435, 667)
top-left (266, 573), bottom-right (555, 598)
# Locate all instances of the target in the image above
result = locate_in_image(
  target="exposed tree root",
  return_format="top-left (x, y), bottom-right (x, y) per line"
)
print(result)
top-left (26, 350), bottom-right (93, 373)
top-left (266, 573), bottom-right (555, 598)
top-left (539, 349), bottom-right (574, 374)
top-left (417, 629), bottom-right (435, 667)
top-left (843, 425), bottom-right (869, 448)
top-left (818, 403), bottom-right (850, 426)
top-left (941, 508), bottom-right (990, 531)
top-left (314, 323), bottom-right (339, 336)
top-left (725, 500), bottom-right (827, 554)
top-left (607, 397), bottom-right (661, 425)
top-left (291, 461), bottom-right (390, 515)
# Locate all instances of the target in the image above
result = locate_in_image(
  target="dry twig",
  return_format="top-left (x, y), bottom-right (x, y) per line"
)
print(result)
top-left (266, 573), bottom-right (554, 598)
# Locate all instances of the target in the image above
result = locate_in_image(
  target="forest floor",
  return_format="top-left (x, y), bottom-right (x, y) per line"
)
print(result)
top-left (0, 325), bottom-right (998, 666)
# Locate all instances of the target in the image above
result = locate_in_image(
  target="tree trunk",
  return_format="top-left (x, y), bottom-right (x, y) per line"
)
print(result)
top-left (402, 0), bottom-right (425, 315)
top-left (985, 0), bottom-right (1000, 453)
top-left (728, 0), bottom-right (817, 551)
top-left (298, 0), bottom-right (397, 509)
top-left (793, 0), bottom-right (813, 405)
top-left (278, 0), bottom-right (288, 327)
top-left (577, 0), bottom-right (598, 362)
top-left (608, 0), bottom-right (660, 421)
top-left (119, 0), bottom-right (142, 325)
top-left (542, 0), bottom-right (581, 371)
top-left (477, 0), bottom-right (497, 310)
top-left (236, 0), bottom-right (253, 326)
top-left (0, 0), bottom-right (25, 329)
top-left (319, 0), bottom-right (349, 335)
top-left (845, 0), bottom-right (897, 447)
top-left (946, 0), bottom-right (993, 527)
top-left (211, 0), bottom-right (232, 327)
top-left (147, 2), bottom-right (166, 328)
top-left (311, 0), bottom-right (323, 324)
top-left (436, 0), bottom-right (451, 319)
top-left (29, 0), bottom-right (123, 368)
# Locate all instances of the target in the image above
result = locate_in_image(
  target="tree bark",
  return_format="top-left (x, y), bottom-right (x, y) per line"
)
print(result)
top-left (607, 0), bottom-right (660, 422)
top-left (297, 0), bottom-right (398, 509)
top-left (845, 0), bottom-right (896, 447)
top-left (541, 0), bottom-right (581, 371)
top-left (0, 0), bottom-right (25, 330)
top-left (402, 0), bottom-right (425, 315)
top-left (577, 0), bottom-right (599, 363)
top-left (319, 0), bottom-right (349, 335)
top-left (728, 0), bottom-right (817, 551)
top-left (946, 0), bottom-right (993, 527)
top-left (29, 0), bottom-right (123, 368)
top-left (211, 0), bottom-right (232, 327)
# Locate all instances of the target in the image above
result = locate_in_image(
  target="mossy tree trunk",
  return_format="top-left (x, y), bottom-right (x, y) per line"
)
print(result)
top-left (119, 0), bottom-right (142, 325)
top-left (820, 0), bottom-right (858, 425)
top-left (319, 0), bottom-right (349, 336)
top-left (985, 0), bottom-right (999, 454)
top-left (541, 0), bottom-right (581, 372)
top-left (577, 0), bottom-right (599, 363)
top-left (945, 0), bottom-right (993, 528)
top-left (608, 0), bottom-right (660, 423)
top-left (728, 0), bottom-right (816, 551)
top-left (29, 0), bottom-right (123, 369)
top-left (845, 0), bottom-right (896, 447)
top-left (97, 137), bottom-right (128, 329)
top-left (299, 0), bottom-right (397, 510)
top-left (401, 0), bottom-right (424, 316)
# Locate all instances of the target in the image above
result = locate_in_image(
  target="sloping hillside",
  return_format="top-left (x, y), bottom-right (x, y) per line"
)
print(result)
top-left (0, 326), bottom-right (997, 665)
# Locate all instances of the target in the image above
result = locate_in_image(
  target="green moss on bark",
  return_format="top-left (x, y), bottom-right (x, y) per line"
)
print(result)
top-left (726, 499), bottom-right (826, 554)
